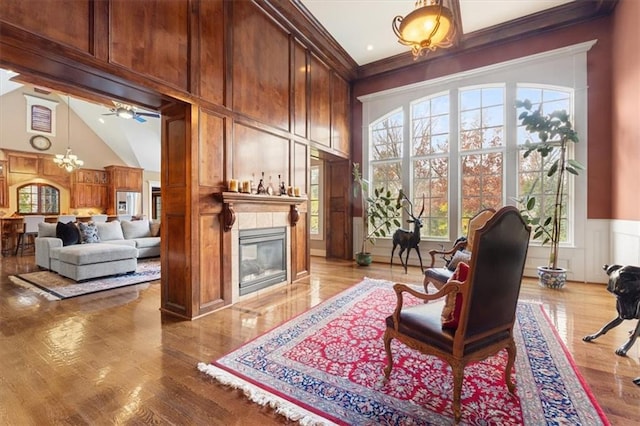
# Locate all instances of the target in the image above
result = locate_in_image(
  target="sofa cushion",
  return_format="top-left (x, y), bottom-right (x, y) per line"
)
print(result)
top-left (101, 240), bottom-right (136, 247)
top-left (425, 267), bottom-right (453, 285)
top-left (96, 221), bottom-right (125, 241)
top-left (38, 222), bottom-right (58, 238)
top-left (56, 221), bottom-right (80, 246)
top-left (78, 222), bottom-right (100, 244)
top-left (122, 219), bottom-right (151, 239)
top-left (133, 236), bottom-right (161, 249)
top-left (447, 249), bottom-right (471, 271)
top-left (57, 244), bottom-right (137, 265)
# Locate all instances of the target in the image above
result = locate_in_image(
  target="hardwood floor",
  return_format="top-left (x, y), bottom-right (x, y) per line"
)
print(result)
top-left (1, 255), bottom-right (638, 425)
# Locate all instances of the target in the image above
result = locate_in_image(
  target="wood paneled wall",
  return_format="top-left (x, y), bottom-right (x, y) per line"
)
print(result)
top-left (0, 0), bottom-right (351, 319)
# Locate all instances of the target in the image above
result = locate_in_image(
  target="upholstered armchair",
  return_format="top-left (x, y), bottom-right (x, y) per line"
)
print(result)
top-left (423, 208), bottom-right (496, 291)
top-left (383, 206), bottom-right (531, 423)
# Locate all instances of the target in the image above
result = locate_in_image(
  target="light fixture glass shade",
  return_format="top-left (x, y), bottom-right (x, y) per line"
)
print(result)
top-left (53, 147), bottom-right (83, 172)
top-left (393, 0), bottom-right (455, 59)
top-left (116, 107), bottom-right (134, 119)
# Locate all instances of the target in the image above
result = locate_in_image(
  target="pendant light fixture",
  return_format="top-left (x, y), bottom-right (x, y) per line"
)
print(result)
top-left (392, 0), bottom-right (456, 60)
top-left (53, 95), bottom-right (84, 172)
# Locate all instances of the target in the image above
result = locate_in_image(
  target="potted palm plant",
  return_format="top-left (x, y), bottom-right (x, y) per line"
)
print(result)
top-left (352, 163), bottom-right (401, 266)
top-left (516, 99), bottom-right (584, 288)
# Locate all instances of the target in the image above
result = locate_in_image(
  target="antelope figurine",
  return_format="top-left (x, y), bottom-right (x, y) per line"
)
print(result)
top-left (391, 194), bottom-right (425, 273)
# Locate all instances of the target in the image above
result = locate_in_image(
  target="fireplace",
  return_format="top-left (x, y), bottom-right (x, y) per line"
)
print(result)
top-left (238, 227), bottom-right (287, 296)
top-left (218, 191), bottom-right (306, 304)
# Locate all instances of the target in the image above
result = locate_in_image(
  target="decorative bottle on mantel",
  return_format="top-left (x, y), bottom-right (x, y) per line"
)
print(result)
top-left (267, 175), bottom-right (275, 195)
top-left (257, 172), bottom-right (266, 194)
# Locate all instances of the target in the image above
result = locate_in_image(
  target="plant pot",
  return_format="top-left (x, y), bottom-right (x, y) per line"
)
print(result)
top-left (537, 266), bottom-right (567, 289)
top-left (356, 252), bottom-right (372, 266)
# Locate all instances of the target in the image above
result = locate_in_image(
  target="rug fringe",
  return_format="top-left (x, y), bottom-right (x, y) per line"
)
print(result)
top-left (8, 276), bottom-right (61, 300)
top-left (197, 362), bottom-right (336, 426)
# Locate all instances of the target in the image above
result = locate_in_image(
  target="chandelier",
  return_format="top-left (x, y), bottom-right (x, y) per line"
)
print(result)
top-left (53, 96), bottom-right (84, 172)
top-left (54, 147), bottom-right (84, 172)
top-left (392, 0), bottom-right (456, 60)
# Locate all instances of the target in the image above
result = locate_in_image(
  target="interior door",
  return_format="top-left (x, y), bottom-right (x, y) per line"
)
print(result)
top-left (325, 159), bottom-right (351, 259)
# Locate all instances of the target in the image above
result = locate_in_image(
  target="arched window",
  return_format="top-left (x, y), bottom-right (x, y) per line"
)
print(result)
top-left (361, 43), bottom-right (590, 247)
top-left (17, 183), bottom-right (60, 215)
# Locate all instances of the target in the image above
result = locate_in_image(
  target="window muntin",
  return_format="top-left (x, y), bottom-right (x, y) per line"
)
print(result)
top-left (411, 94), bottom-right (450, 238)
top-left (459, 86), bottom-right (505, 231)
top-left (369, 110), bottom-right (403, 230)
top-left (370, 109), bottom-right (403, 196)
top-left (17, 183), bottom-right (60, 215)
top-left (516, 87), bottom-right (573, 243)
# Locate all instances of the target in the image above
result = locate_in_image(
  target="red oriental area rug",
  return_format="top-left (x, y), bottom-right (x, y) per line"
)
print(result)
top-left (198, 278), bottom-right (609, 425)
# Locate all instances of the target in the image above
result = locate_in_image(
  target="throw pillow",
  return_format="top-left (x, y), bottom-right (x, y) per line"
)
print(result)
top-left (78, 221), bottom-right (100, 244)
top-left (37, 222), bottom-right (57, 238)
top-left (95, 220), bottom-right (125, 241)
top-left (441, 262), bottom-right (470, 330)
top-left (56, 221), bottom-right (80, 246)
top-left (149, 220), bottom-right (161, 237)
top-left (121, 219), bottom-right (151, 239)
top-left (447, 249), bottom-right (471, 271)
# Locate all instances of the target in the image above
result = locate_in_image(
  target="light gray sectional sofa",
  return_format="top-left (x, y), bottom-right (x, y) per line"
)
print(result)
top-left (35, 219), bottom-right (160, 281)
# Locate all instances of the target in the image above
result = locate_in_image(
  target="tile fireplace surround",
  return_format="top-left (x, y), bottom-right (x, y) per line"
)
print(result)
top-left (218, 192), bottom-right (307, 305)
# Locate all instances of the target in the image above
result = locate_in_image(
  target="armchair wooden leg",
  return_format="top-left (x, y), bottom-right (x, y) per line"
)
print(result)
top-left (505, 339), bottom-right (517, 393)
top-left (451, 361), bottom-right (464, 423)
top-left (383, 329), bottom-right (394, 378)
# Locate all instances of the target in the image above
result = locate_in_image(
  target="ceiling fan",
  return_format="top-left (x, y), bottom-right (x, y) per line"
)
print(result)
top-left (103, 101), bottom-right (160, 123)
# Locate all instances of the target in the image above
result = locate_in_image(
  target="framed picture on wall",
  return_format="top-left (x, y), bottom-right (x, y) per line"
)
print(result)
top-left (24, 93), bottom-right (58, 136)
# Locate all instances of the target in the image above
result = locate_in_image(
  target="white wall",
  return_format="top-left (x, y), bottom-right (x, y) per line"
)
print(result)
top-left (0, 87), bottom-right (125, 169)
top-left (143, 172), bottom-right (161, 219)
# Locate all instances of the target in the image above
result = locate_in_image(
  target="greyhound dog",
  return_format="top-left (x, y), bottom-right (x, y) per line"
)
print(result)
top-left (583, 264), bottom-right (640, 386)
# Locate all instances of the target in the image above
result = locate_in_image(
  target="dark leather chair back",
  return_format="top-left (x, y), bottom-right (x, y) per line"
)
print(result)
top-left (458, 206), bottom-right (531, 340)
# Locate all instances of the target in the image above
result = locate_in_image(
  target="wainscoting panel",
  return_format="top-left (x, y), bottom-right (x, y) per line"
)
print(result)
top-left (584, 219), bottom-right (611, 284)
top-left (611, 219), bottom-right (640, 266)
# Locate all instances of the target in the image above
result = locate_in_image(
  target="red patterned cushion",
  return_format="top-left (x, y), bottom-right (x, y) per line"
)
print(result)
top-left (441, 262), bottom-right (469, 329)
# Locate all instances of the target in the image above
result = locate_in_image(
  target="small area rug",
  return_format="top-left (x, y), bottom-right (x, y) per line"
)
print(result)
top-left (198, 277), bottom-right (609, 425)
top-left (10, 258), bottom-right (160, 300)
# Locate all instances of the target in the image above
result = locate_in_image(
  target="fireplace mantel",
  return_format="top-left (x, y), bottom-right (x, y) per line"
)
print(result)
top-left (215, 192), bottom-right (308, 231)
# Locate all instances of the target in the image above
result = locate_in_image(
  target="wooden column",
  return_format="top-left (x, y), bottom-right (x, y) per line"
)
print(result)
top-left (160, 104), bottom-right (228, 320)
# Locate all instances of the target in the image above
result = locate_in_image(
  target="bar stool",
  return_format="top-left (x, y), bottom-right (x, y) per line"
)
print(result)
top-left (91, 214), bottom-right (108, 223)
top-left (57, 215), bottom-right (76, 224)
top-left (15, 215), bottom-right (45, 255)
